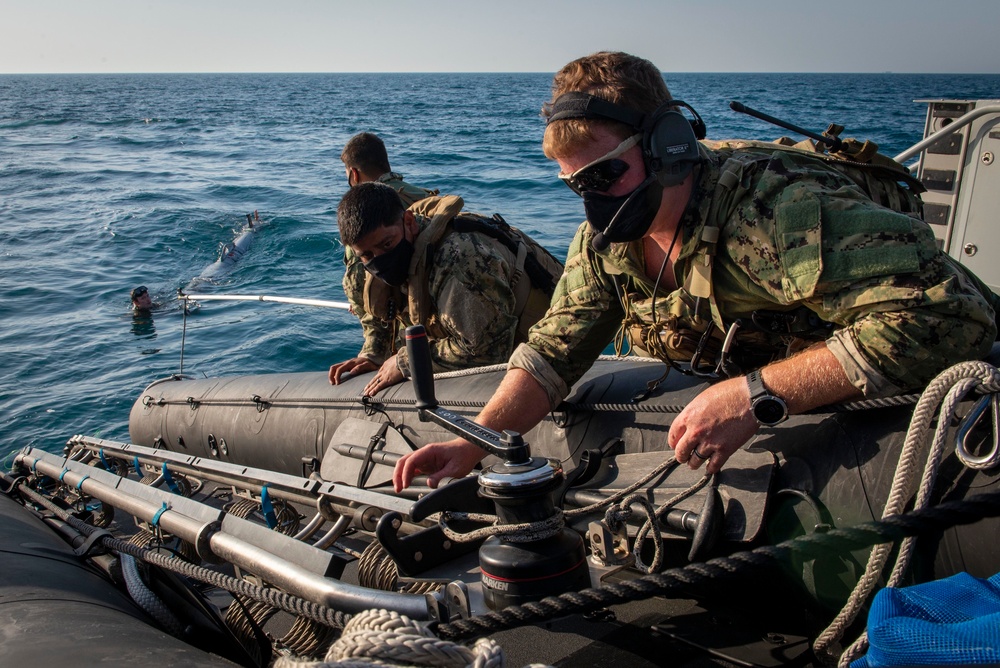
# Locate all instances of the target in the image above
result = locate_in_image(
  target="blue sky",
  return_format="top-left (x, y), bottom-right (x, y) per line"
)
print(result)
top-left (3, 0), bottom-right (998, 74)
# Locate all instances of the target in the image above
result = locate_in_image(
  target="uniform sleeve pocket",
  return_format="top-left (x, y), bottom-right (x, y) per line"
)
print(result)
top-left (775, 185), bottom-right (822, 301)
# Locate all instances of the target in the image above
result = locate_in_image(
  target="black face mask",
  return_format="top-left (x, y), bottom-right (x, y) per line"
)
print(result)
top-left (362, 236), bottom-right (415, 287)
top-left (584, 174), bottom-right (663, 252)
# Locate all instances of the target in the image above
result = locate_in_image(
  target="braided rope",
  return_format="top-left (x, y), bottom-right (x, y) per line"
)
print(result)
top-left (435, 491), bottom-right (1000, 641)
top-left (564, 458), bottom-right (678, 518)
top-left (9, 459), bottom-right (1000, 665)
top-left (272, 609), bottom-right (510, 668)
top-left (141, 391), bottom-right (915, 416)
top-left (438, 511), bottom-right (564, 544)
top-left (603, 493), bottom-right (663, 573)
top-left (614, 474), bottom-right (711, 574)
top-left (120, 553), bottom-right (185, 636)
top-left (357, 541), bottom-right (443, 596)
top-left (815, 361), bottom-right (1000, 663)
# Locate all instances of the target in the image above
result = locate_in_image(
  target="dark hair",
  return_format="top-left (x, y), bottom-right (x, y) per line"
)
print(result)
top-left (337, 182), bottom-right (405, 247)
top-left (340, 132), bottom-right (392, 175)
top-left (130, 285), bottom-right (148, 300)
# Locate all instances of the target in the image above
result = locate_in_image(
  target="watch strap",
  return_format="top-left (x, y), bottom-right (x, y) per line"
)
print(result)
top-left (746, 369), bottom-right (766, 400)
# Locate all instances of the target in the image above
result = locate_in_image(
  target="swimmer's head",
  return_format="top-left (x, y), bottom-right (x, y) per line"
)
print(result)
top-left (131, 285), bottom-right (152, 310)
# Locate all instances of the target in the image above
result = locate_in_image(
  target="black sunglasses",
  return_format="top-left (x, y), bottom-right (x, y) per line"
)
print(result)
top-left (560, 159), bottom-right (631, 196)
top-left (558, 134), bottom-right (640, 196)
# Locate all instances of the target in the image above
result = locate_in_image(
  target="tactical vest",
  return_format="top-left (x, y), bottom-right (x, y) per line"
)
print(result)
top-left (376, 172), bottom-right (440, 207)
top-left (616, 135), bottom-right (927, 376)
top-left (363, 195), bottom-right (563, 347)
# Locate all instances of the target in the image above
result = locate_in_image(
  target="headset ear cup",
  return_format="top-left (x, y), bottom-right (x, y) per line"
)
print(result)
top-left (690, 117), bottom-right (707, 140)
top-left (670, 99), bottom-right (707, 140)
top-left (644, 110), bottom-right (700, 184)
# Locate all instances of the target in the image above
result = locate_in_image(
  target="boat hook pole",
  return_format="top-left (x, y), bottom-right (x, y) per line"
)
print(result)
top-left (178, 292), bottom-right (353, 310)
top-left (174, 290), bottom-right (354, 376)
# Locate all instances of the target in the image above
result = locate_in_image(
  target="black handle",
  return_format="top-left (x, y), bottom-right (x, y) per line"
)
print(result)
top-left (405, 325), bottom-right (437, 410)
top-left (403, 325), bottom-right (530, 464)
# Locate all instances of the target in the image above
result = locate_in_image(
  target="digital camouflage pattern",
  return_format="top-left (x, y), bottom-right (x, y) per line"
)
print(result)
top-left (342, 172), bottom-right (438, 304)
top-left (345, 196), bottom-right (560, 378)
top-left (513, 143), bottom-right (997, 408)
top-left (375, 171), bottom-right (439, 207)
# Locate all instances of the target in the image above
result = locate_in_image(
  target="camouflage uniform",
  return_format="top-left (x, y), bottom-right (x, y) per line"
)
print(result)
top-left (343, 172), bottom-right (438, 314)
top-left (511, 144), bottom-right (997, 408)
top-left (345, 195), bottom-right (562, 378)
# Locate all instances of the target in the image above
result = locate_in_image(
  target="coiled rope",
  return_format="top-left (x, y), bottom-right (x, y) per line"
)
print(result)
top-left (819, 360), bottom-right (1000, 666)
top-left (271, 609), bottom-right (525, 668)
top-left (357, 541), bottom-right (443, 596)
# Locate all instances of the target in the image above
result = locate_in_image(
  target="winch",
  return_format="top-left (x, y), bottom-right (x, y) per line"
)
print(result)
top-left (405, 325), bottom-right (590, 609)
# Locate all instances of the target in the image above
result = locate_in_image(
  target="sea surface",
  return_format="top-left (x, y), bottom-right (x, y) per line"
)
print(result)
top-left (2, 72), bottom-right (999, 461)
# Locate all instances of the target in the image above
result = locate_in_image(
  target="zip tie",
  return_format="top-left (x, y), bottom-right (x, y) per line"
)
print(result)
top-left (59, 468), bottom-right (69, 482)
top-left (260, 484), bottom-right (277, 529)
top-left (151, 502), bottom-right (170, 529)
top-left (161, 462), bottom-right (182, 495)
top-left (75, 475), bottom-right (90, 490)
top-left (133, 456), bottom-right (143, 477)
top-left (99, 448), bottom-right (111, 471)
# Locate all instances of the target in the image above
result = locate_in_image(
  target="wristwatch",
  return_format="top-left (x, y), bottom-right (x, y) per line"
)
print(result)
top-left (746, 369), bottom-right (788, 426)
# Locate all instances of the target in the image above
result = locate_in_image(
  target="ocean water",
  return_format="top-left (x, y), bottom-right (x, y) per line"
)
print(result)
top-left (2, 71), bottom-right (999, 459)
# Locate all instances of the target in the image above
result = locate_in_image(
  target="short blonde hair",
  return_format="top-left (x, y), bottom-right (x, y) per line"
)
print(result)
top-left (541, 52), bottom-right (672, 160)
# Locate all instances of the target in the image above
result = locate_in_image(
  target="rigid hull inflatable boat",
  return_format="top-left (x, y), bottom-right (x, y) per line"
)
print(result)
top-left (4, 99), bottom-right (1000, 667)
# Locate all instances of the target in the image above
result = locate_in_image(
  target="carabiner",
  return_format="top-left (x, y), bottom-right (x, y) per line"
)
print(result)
top-left (955, 393), bottom-right (1000, 471)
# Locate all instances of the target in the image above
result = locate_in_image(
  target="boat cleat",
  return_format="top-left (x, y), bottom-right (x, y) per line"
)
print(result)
top-left (587, 519), bottom-right (633, 568)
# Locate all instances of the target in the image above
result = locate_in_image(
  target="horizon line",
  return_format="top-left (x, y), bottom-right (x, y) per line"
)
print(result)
top-left (2, 70), bottom-right (998, 76)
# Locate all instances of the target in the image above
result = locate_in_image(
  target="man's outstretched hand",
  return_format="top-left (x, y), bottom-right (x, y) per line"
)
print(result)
top-left (393, 439), bottom-right (485, 492)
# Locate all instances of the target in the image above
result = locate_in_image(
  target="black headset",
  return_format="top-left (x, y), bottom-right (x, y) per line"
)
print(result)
top-left (546, 92), bottom-right (706, 186)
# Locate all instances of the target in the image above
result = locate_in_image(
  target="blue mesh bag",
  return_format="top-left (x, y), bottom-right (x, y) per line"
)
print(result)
top-left (851, 571), bottom-right (1000, 667)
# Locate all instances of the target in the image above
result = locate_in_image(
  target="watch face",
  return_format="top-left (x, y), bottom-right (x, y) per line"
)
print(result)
top-left (752, 397), bottom-right (787, 425)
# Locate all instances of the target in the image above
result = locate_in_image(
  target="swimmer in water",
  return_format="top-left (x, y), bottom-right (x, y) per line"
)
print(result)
top-left (130, 285), bottom-right (153, 311)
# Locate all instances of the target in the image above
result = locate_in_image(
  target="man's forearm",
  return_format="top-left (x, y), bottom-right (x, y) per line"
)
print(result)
top-left (757, 342), bottom-right (861, 413)
top-left (474, 368), bottom-right (553, 437)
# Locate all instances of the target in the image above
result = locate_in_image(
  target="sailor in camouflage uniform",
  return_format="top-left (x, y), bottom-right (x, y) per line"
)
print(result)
top-left (392, 51), bottom-right (997, 491)
top-left (329, 182), bottom-right (562, 397)
top-left (341, 132), bottom-right (437, 206)
top-left (340, 132), bottom-right (439, 316)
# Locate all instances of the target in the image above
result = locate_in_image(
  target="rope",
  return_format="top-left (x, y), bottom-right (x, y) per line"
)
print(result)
top-left (434, 490), bottom-right (1000, 641)
top-left (9, 459), bottom-right (1000, 665)
top-left (357, 541), bottom-right (442, 596)
top-left (603, 493), bottom-right (663, 573)
top-left (601, 475), bottom-right (712, 574)
top-left (820, 361), bottom-right (1000, 664)
top-left (225, 596), bottom-right (275, 666)
top-left (139, 387), bottom-right (915, 417)
top-left (434, 460), bottom-right (700, 574)
top-left (225, 495), bottom-right (302, 536)
top-left (224, 493), bottom-right (333, 660)
top-left (272, 609), bottom-right (517, 668)
top-left (438, 511), bottom-right (564, 544)
top-left (564, 458), bottom-right (678, 518)
top-left (120, 553), bottom-right (185, 636)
